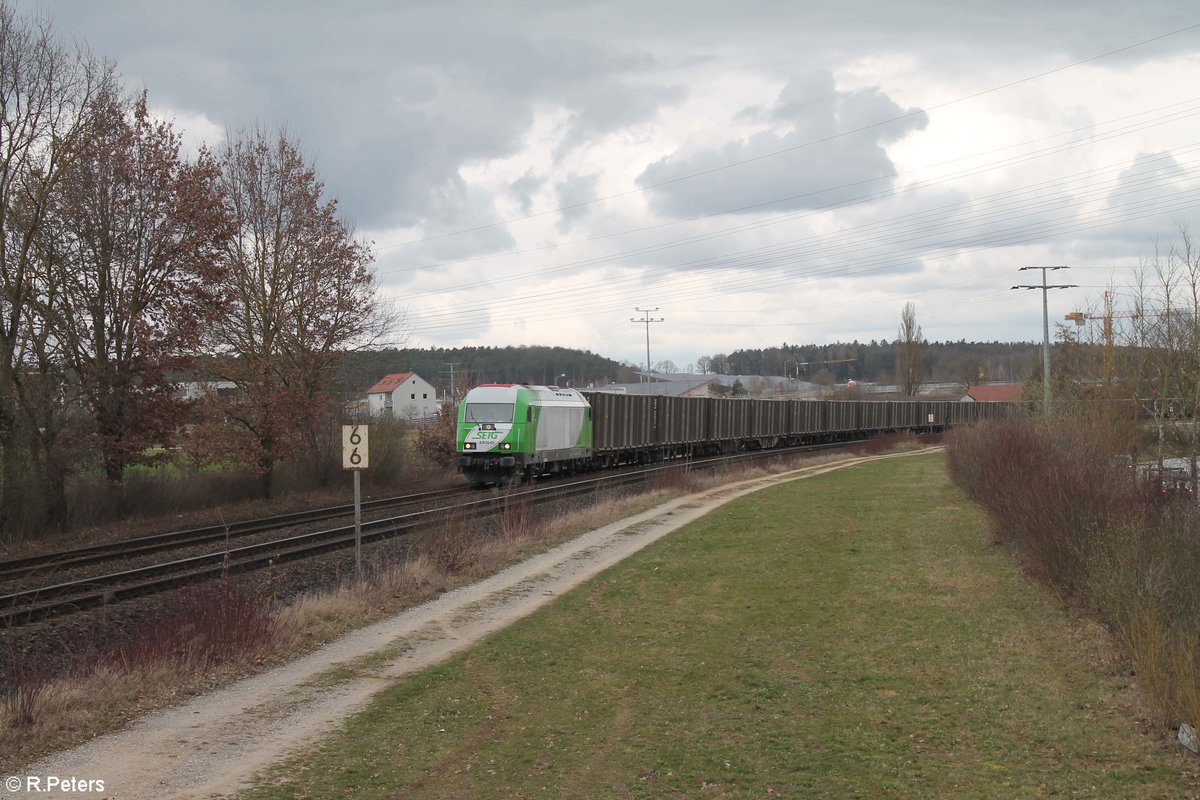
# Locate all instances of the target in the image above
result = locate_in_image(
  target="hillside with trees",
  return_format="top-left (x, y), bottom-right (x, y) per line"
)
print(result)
top-left (338, 346), bottom-right (639, 398)
top-left (339, 339), bottom-right (1050, 402)
top-left (698, 340), bottom-right (1044, 388)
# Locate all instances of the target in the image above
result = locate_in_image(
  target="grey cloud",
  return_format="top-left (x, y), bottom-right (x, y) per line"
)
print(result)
top-left (637, 71), bottom-right (927, 218)
top-left (1069, 151), bottom-right (1200, 257)
top-left (555, 173), bottom-right (601, 233)
top-left (557, 79), bottom-right (688, 153)
top-left (509, 170), bottom-right (544, 216)
top-left (33, 1), bottom-right (687, 241)
top-left (1108, 152), bottom-right (1189, 207)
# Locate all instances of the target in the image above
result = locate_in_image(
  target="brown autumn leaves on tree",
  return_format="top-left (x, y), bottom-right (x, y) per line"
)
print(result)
top-left (44, 88), bottom-right (233, 489)
top-left (195, 127), bottom-right (385, 498)
top-left (0, 1), bottom-right (391, 536)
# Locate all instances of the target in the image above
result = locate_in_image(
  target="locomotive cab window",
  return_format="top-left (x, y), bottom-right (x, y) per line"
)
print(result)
top-left (527, 407), bottom-right (533, 422)
top-left (465, 403), bottom-right (514, 423)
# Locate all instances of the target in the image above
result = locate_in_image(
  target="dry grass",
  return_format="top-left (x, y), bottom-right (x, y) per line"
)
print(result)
top-left (277, 487), bottom-right (680, 647)
top-left (0, 654), bottom-right (263, 773)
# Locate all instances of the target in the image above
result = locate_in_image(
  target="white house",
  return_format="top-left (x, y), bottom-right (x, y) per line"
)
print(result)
top-left (177, 380), bottom-right (238, 400)
top-left (366, 372), bottom-right (440, 419)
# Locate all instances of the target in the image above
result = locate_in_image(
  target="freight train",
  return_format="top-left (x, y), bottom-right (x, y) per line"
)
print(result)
top-left (454, 383), bottom-right (1011, 486)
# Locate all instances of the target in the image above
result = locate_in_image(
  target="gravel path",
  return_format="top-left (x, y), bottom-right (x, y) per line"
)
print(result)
top-left (12, 450), bottom-right (928, 799)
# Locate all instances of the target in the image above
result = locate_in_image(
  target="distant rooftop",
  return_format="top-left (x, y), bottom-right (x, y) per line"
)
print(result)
top-left (963, 383), bottom-right (1024, 402)
top-left (366, 371), bottom-right (415, 394)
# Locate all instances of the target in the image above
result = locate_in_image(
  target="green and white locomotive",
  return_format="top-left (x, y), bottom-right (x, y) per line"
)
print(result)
top-left (455, 384), bottom-right (593, 485)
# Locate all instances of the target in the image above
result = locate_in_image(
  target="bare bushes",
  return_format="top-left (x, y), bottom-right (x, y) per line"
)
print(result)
top-left (355, 416), bottom-right (419, 491)
top-left (1, 574), bottom-right (277, 753)
top-left (5, 417), bottom-right (424, 547)
top-left (413, 401), bottom-right (457, 468)
top-left (946, 415), bottom-right (1200, 732)
top-left (947, 418), bottom-right (1134, 594)
top-left (2, 637), bottom-right (58, 727)
top-left (413, 512), bottom-right (480, 575)
top-left (111, 577), bottom-right (279, 672)
top-left (646, 464), bottom-right (702, 494)
top-left (65, 469), bottom-right (265, 531)
top-left (1087, 511), bottom-right (1200, 728)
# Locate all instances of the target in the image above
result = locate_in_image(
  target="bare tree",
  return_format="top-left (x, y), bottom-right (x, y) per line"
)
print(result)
top-left (895, 301), bottom-right (924, 396)
top-left (1131, 228), bottom-right (1200, 465)
top-left (0, 1), bottom-right (111, 532)
top-left (201, 127), bottom-right (394, 496)
top-left (41, 88), bottom-right (233, 486)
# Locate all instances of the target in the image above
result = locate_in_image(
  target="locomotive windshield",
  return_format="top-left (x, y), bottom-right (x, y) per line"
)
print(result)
top-left (465, 403), bottom-right (514, 423)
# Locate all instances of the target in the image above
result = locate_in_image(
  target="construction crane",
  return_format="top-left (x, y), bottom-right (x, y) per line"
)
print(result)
top-left (1066, 291), bottom-right (1139, 382)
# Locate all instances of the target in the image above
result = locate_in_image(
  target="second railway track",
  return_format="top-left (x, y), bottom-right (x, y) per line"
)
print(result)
top-left (0, 471), bottom-right (650, 627)
top-left (0, 440), bottom-right (886, 628)
top-left (0, 486), bottom-right (472, 584)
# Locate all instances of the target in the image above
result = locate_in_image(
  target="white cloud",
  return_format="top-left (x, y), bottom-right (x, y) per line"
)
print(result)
top-left (148, 105), bottom-right (224, 156)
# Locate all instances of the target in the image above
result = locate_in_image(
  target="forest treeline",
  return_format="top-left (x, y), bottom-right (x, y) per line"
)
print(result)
top-left (338, 346), bottom-right (638, 397)
top-left (696, 340), bottom-right (1043, 386)
top-left (340, 340), bottom-right (1047, 399)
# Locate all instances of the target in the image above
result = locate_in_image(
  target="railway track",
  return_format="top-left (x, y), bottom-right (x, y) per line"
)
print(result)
top-left (0, 440), bottom-right (882, 628)
top-left (0, 472), bottom-right (648, 628)
top-left (0, 486), bottom-right (471, 583)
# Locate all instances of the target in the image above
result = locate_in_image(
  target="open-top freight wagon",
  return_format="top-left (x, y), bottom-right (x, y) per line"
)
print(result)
top-left (455, 383), bottom-right (1010, 485)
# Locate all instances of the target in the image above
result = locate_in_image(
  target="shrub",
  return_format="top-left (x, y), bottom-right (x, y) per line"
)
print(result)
top-left (947, 418), bottom-right (1134, 595)
top-left (1086, 512), bottom-right (1200, 727)
top-left (414, 512), bottom-right (478, 575)
top-left (1, 635), bottom-right (58, 727)
top-left (947, 413), bottom-right (1200, 730)
top-left (413, 401), bottom-right (457, 466)
top-left (109, 576), bottom-right (279, 673)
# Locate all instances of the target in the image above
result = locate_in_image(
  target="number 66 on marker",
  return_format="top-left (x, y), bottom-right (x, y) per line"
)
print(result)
top-left (342, 425), bottom-right (369, 470)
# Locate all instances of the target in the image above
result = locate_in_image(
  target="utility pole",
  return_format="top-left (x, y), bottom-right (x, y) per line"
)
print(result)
top-left (631, 307), bottom-right (664, 383)
top-left (442, 362), bottom-right (462, 404)
top-left (1012, 266), bottom-right (1076, 415)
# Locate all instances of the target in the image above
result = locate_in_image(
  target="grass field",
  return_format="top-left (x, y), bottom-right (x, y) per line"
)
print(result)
top-left (241, 453), bottom-right (1199, 799)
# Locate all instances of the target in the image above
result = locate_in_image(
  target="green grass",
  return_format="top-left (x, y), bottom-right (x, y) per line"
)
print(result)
top-left (240, 454), bottom-right (1198, 799)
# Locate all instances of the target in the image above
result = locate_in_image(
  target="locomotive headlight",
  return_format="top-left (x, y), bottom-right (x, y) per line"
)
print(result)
top-left (463, 442), bottom-right (476, 450)
top-left (500, 442), bottom-right (512, 450)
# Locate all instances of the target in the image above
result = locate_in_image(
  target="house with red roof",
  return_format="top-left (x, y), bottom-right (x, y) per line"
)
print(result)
top-left (961, 383), bottom-right (1024, 403)
top-left (366, 372), bottom-right (440, 419)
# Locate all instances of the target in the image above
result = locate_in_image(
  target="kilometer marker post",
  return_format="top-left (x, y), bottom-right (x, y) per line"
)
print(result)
top-left (342, 425), bottom-right (369, 578)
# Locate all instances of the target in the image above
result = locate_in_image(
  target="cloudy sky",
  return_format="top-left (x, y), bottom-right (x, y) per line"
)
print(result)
top-left (18, 0), bottom-right (1200, 370)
